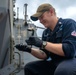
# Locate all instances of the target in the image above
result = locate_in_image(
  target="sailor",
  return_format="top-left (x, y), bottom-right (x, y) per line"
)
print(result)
top-left (15, 3), bottom-right (76, 75)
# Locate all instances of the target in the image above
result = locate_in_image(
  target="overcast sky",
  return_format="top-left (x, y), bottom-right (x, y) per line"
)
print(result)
top-left (14, 0), bottom-right (76, 36)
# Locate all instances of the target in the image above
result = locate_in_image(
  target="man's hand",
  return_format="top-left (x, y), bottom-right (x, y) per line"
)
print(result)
top-left (15, 44), bottom-right (31, 53)
top-left (25, 37), bottom-right (43, 48)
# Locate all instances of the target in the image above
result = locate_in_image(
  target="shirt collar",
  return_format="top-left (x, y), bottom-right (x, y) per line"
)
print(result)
top-left (51, 18), bottom-right (63, 34)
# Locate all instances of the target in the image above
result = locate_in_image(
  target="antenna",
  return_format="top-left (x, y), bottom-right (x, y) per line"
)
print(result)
top-left (24, 3), bottom-right (28, 25)
top-left (17, 7), bottom-right (19, 20)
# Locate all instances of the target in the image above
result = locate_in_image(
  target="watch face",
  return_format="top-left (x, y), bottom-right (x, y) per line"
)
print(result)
top-left (41, 41), bottom-right (47, 49)
top-left (43, 41), bottom-right (47, 46)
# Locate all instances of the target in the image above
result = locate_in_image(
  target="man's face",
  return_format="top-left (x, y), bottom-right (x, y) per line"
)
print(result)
top-left (38, 10), bottom-right (53, 28)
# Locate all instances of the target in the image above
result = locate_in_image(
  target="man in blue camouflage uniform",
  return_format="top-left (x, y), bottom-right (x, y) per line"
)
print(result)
top-left (15, 3), bottom-right (76, 75)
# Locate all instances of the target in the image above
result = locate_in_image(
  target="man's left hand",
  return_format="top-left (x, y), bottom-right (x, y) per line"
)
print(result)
top-left (25, 36), bottom-right (43, 48)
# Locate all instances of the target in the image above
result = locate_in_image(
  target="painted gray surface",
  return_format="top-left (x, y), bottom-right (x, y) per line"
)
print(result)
top-left (0, 7), bottom-right (10, 68)
top-left (0, 0), bottom-right (39, 74)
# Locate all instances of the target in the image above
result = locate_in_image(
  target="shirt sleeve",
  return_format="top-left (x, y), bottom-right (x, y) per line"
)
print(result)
top-left (62, 19), bottom-right (76, 58)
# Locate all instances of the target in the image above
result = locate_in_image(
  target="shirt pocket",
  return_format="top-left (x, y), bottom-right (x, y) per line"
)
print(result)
top-left (56, 30), bottom-right (62, 43)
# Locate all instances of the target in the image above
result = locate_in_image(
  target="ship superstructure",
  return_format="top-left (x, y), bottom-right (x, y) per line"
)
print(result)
top-left (0, 0), bottom-right (45, 75)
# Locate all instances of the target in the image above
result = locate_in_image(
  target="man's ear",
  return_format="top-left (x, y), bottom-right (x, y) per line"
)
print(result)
top-left (49, 8), bottom-right (55, 15)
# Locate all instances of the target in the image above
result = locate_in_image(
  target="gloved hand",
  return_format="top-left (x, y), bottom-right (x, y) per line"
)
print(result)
top-left (25, 36), bottom-right (43, 48)
top-left (15, 44), bottom-right (31, 53)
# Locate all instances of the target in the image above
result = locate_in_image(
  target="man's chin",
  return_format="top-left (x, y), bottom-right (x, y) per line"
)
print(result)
top-left (44, 25), bottom-right (49, 28)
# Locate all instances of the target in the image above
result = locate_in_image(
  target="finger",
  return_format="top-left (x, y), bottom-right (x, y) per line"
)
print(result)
top-left (25, 40), bottom-right (28, 43)
top-left (29, 36), bottom-right (34, 40)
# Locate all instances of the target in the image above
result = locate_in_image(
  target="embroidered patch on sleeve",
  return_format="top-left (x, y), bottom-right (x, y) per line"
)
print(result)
top-left (71, 31), bottom-right (76, 36)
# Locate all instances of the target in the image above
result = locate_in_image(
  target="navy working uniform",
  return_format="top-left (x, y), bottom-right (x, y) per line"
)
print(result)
top-left (24, 18), bottom-right (76, 75)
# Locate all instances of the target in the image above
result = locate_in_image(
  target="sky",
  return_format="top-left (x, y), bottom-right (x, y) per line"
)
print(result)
top-left (14, 0), bottom-right (76, 37)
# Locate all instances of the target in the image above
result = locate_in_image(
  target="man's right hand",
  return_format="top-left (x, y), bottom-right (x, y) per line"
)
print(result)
top-left (15, 44), bottom-right (31, 53)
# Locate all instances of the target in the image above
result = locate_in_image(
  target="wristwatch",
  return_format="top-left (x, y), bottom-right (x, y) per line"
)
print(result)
top-left (41, 41), bottom-right (47, 49)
